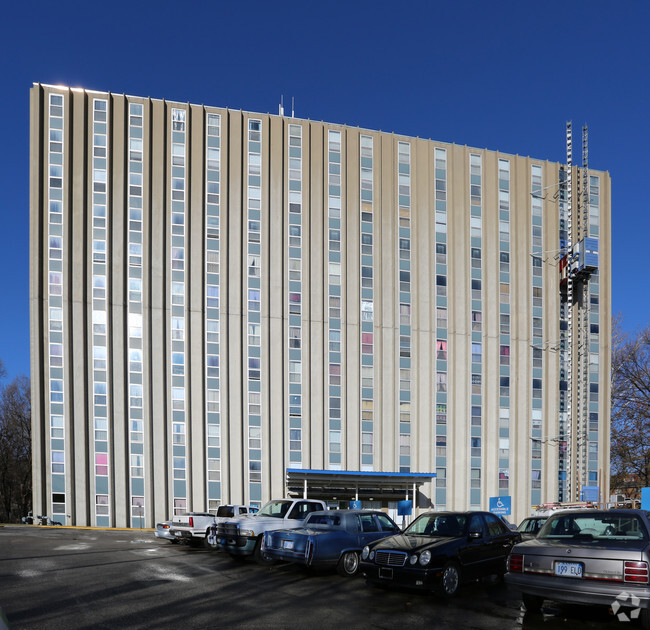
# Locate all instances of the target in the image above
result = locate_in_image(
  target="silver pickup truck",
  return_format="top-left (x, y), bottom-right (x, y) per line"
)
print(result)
top-left (171, 505), bottom-right (258, 548)
top-left (215, 498), bottom-right (327, 563)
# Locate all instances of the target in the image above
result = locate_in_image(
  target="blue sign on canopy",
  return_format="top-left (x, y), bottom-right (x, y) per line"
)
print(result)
top-left (489, 496), bottom-right (511, 516)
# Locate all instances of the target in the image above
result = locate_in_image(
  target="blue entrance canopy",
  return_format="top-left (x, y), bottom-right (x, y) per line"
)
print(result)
top-left (286, 468), bottom-right (436, 501)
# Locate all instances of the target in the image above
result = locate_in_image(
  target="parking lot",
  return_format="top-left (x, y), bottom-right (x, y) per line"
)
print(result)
top-left (0, 525), bottom-right (629, 629)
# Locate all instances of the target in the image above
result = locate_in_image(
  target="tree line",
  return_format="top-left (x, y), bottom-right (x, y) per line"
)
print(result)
top-left (0, 359), bottom-right (32, 522)
top-left (610, 319), bottom-right (650, 498)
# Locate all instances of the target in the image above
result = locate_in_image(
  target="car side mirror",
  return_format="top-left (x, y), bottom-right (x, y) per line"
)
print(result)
top-left (469, 530), bottom-right (482, 539)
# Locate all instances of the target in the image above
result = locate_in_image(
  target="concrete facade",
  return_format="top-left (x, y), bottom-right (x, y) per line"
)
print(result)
top-left (30, 84), bottom-right (611, 527)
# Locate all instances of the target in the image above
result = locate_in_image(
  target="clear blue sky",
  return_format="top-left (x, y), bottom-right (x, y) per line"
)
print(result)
top-left (1, 0), bottom-right (648, 381)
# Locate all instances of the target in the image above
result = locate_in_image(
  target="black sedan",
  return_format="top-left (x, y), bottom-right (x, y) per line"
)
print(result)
top-left (360, 510), bottom-right (520, 596)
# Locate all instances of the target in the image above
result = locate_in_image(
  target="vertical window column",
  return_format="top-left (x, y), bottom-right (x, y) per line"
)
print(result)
top-left (127, 102), bottom-right (145, 526)
top-left (497, 158), bottom-right (511, 497)
top-left (247, 119), bottom-right (263, 503)
top-left (469, 153), bottom-right (482, 507)
top-left (327, 130), bottom-right (343, 469)
top-left (170, 108), bottom-right (187, 515)
top-left (587, 175), bottom-right (601, 489)
top-left (434, 147), bottom-right (448, 507)
top-left (91, 98), bottom-right (111, 526)
top-left (360, 135), bottom-right (374, 471)
top-left (530, 164), bottom-right (544, 505)
top-left (47, 91), bottom-right (67, 523)
top-left (205, 112), bottom-right (222, 512)
top-left (287, 124), bottom-right (303, 466)
top-left (397, 141), bottom-right (411, 473)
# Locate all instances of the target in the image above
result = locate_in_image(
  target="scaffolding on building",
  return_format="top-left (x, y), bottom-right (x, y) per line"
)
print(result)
top-left (559, 123), bottom-right (599, 502)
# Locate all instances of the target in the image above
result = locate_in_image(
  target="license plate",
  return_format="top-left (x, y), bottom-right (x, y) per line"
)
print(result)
top-left (174, 531), bottom-right (182, 537)
top-left (282, 540), bottom-right (294, 550)
top-left (379, 567), bottom-right (394, 580)
top-left (555, 561), bottom-right (583, 578)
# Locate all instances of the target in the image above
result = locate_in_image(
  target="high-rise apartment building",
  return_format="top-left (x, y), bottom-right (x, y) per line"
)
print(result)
top-left (29, 84), bottom-right (611, 528)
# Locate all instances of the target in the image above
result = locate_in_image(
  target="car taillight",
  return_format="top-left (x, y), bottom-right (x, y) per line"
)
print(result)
top-left (508, 553), bottom-right (523, 573)
top-left (624, 561), bottom-right (649, 584)
top-left (189, 517), bottom-right (194, 527)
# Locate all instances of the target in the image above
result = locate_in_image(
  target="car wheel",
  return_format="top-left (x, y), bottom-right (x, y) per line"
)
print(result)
top-left (436, 561), bottom-right (461, 597)
top-left (496, 557), bottom-right (508, 580)
top-left (253, 536), bottom-right (276, 566)
top-left (204, 530), bottom-right (218, 550)
top-left (337, 551), bottom-right (360, 577)
top-left (522, 592), bottom-right (544, 613)
top-left (641, 608), bottom-right (650, 630)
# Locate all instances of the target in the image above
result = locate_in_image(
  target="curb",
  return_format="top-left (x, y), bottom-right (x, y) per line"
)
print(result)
top-left (4, 524), bottom-right (155, 532)
top-left (48, 526), bottom-right (156, 532)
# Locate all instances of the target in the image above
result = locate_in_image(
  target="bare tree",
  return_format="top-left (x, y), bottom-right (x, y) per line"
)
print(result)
top-left (610, 316), bottom-right (650, 497)
top-left (0, 373), bottom-right (32, 522)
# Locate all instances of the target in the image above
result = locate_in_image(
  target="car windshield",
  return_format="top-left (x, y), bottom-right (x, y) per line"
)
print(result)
top-left (305, 514), bottom-right (342, 527)
top-left (538, 513), bottom-right (649, 541)
top-left (405, 514), bottom-right (467, 537)
top-left (257, 500), bottom-right (293, 518)
top-left (518, 518), bottom-right (547, 534)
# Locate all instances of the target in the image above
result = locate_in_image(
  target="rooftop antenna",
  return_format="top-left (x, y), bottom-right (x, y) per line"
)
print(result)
top-left (292, 97), bottom-right (295, 118)
top-left (279, 95), bottom-right (284, 117)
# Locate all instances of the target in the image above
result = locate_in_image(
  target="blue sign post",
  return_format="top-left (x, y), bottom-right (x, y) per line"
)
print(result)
top-left (349, 500), bottom-right (362, 509)
top-left (489, 496), bottom-right (511, 516)
top-left (642, 488), bottom-right (650, 511)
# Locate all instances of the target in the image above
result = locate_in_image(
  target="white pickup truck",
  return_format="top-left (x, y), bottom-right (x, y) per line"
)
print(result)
top-left (170, 505), bottom-right (258, 548)
top-left (215, 498), bottom-right (327, 563)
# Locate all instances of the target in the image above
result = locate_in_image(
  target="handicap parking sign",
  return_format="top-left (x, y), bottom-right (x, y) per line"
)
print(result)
top-left (489, 496), bottom-right (511, 516)
top-left (397, 500), bottom-right (412, 516)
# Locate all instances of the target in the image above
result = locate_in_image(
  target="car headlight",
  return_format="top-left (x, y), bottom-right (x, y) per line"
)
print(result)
top-left (239, 529), bottom-right (255, 537)
top-left (362, 546), bottom-right (370, 560)
top-left (419, 550), bottom-right (431, 566)
top-left (369, 550), bottom-right (375, 560)
top-left (409, 554), bottom-right (418, 565)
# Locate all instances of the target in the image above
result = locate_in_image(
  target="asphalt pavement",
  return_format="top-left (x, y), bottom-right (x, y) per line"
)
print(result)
top-left (0, 525), bottom-right (625, 629)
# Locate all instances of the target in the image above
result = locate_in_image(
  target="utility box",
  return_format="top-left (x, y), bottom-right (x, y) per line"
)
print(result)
top-left (575, 237), bottom-right (598, 276)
